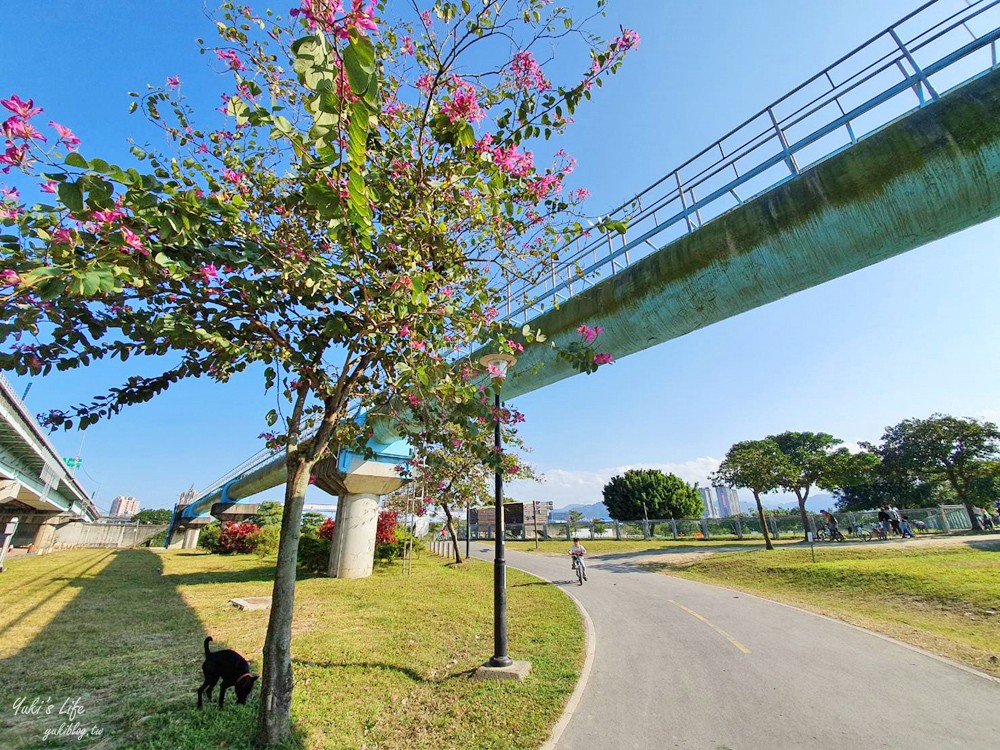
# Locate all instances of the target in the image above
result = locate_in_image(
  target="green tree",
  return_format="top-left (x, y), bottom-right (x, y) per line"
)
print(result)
top-left (300, 512), bottom-right (326, 536)
top-left (131, 508), bottom-right (173, 524)
top-left (251, 500), bottom-right (284, 527)
top-left (602, 469), bottom-right (702, 523)
top-left (0, 3), bottom-right (634, 743)
top-left (767, 431), bottom-right (843, 540)
top-left (568, 510), bottom-right (584, 535)
top-left (820, 448), bottom-right (934, 511)
top-left (712, 440), bottom-right (792, 551)
top-left (591, 517), bottom-right (607, 537)
top-left (873, 414), bottom-right (1000, 528)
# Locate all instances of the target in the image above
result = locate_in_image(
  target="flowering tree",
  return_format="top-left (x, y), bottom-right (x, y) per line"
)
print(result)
top-left (406, 401), bottom-right (538, 565)
top-left (0, 1), bottom-right (635, 743)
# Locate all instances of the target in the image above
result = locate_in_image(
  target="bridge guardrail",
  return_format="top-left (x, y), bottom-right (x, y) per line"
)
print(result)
top-left (496, 0), bottom-right (1000, 326)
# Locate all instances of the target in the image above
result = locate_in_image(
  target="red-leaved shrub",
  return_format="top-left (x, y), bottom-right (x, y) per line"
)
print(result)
top-left (318, 517), bottom-right (336, 540)
top-left (218, 521), bottom-right (260, 554)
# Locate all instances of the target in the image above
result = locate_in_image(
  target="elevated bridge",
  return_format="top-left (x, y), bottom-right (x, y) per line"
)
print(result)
top-left (172, 0), bottom-right (1000, 574)
top-left (0, 372), bottom-right (99, 552)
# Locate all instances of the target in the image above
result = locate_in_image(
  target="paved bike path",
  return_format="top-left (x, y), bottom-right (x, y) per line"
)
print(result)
top-left (473, 546), bottom-right (1000, 750)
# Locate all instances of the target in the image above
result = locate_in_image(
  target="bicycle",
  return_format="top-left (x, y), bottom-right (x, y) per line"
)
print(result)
top-left (571, 553), bottom-right (586, 585)
top-left (847, 524), bottom-right (872, 542)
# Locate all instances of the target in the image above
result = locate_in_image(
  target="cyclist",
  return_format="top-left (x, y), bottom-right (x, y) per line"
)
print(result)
top-left (569, 537), bottom-right (587, 581)
top-left (820, 510), bottom-right (842, 541)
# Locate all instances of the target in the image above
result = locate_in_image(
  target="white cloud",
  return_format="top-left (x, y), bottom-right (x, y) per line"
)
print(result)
top-left (507, 457), bottom-right (724, 509)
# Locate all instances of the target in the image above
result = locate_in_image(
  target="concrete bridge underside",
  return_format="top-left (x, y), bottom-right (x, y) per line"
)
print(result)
top-left (493, 67), bottom-right (1000, 399)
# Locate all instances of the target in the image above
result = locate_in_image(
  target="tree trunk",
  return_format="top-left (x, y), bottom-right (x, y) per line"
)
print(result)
top-left (753, 491), bottom-right (774, 551)
top-left (795, 489), bottom-right (810, 541)
top-left (256, 461), bottom-right (311, 747)
top-left (441, 502), bottom-right (462, 565)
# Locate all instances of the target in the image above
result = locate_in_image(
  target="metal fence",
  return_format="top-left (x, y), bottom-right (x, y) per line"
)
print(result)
top-left (459, 505), bottom-right (976, 542)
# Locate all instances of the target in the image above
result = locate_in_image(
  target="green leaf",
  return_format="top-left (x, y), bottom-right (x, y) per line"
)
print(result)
top-left (266, 409), bottom-right (278, 426)
top-left (343, 34), bottom-right (376, 96)
top-left (65, 152), bottom-right (88, 169)
top-left (57, 181), bottom-right (84, 212)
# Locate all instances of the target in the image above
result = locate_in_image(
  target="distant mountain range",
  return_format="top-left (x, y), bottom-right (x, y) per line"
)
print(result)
top-left (549, 502), bottom-right (610, 520)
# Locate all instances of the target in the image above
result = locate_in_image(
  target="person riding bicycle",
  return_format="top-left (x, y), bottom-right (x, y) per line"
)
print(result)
top-left (820, 510), bottom-right (840, 540)
top-left (569, 538), bottom-right (587, 581)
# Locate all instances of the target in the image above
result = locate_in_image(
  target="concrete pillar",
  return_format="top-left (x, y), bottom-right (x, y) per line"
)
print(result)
top-left (328, 492), bottom-right (380, 579)
top-left (30, 515), bottom-right (61, 555)
top-left (181, 526), bottom-right (201, 549)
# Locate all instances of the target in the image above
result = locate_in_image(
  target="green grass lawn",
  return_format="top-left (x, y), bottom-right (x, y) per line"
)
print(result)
top-left (0, 549), bottom-right (583, 750)
top-left (652, 541), bottom-right (1000, 676)
top-left (504, 538), bottom-right (798, 556)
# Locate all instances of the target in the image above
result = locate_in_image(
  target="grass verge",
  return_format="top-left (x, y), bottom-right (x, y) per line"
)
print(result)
top-left (0, 548), bottom-right (583, 749)
top-left (651, 541), bottom-right (1000, 676)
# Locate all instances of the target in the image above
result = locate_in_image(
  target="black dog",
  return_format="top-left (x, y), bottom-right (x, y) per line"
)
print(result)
top-left (197, 636), bottom-right (258, 709)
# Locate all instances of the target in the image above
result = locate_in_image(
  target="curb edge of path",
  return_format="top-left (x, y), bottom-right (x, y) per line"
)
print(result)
top-left (664, 572), bottom-right (1000, 686)
top-left (504, 560), bottom-right (597, 750)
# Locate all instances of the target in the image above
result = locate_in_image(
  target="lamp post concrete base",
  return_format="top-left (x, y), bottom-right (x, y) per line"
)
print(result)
top-left (473, 660), bottom-right (532, 681)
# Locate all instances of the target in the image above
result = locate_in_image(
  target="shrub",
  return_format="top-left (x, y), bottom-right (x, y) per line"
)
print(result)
top-left (251, 500), bottom-right (284, 527)
top-left (199, 522), bottom-right (222, 552)
top-left (301, 512), bottom-right (326, 535)
top-left (297, 535), bottom-right (330, 575)
top-left (218, 521), bottom-right (260, 554)
top-left (249, 524), bottom-right (282, 557)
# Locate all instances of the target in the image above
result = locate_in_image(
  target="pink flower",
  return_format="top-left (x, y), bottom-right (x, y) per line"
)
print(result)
top-left (2, 117), bottom-right (46, 142)
top-left (399, 36), bottom-right (414, 55)
top-left (167, 76), bottom-right (181, 87)
top-left (347, 0), bottom-right (377, 35)
top-left (40, 181), bottom-right (57, 194)
top-left (0, 143), bottom-right (29, 173)
top-left (49, 121), bottom-right (80, 149)
top-left (0, 269), bottom-right (20, 286)
top-left (420, 9), bottom-right (431, 27)
top-left (593, 352), bottom-right (615, 366)
top-left (510, 51), bottom-right (549, 91)
top-left (215, 49), bottom-right (245, 72)
top-left (406, 393), bottom-right (422, 407)
top-left (442, 78), bottom-right (484, 124)
top-left (120, 227), bottom-right (148, 255)
top-left (399, 324), bottom-right (411, 338)
top-left (90, 209), bottom-right (123, 224)
top-left (487, 363), bottom-right (503, 378)
top-left (1, 186), bottom-right (19, 201)
top-left (197, 263), bottom-right (219, 282)
top-left (221, 168), bottom-right (244, 184)
top-left (576, 324), bottom-right (602, 343)
top-left (1, 95), bottom-right (42, 119)
top-left (53, 228), bottom-right (74, 244)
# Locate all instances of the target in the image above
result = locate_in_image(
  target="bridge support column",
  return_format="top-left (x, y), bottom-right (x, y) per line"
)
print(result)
top-left (327, 492), bottom-right (380, 579)
top-left (30, 514), bottom-right (63, 555)
top-left (181, 527), bottom-right (201, 549)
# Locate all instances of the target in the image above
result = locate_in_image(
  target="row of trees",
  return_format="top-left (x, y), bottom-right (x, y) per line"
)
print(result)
top-left (713, 415), bottom-right (1000, 549)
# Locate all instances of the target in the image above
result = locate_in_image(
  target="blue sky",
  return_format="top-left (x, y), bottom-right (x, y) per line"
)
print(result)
top-left (3, 1), bottom-right (998, 513)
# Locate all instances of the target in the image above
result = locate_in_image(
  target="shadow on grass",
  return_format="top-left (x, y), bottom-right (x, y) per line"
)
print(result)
top-left (0, 549), bottom-right (304, 750)
top-left (292, 658), bottom-right (474, 682)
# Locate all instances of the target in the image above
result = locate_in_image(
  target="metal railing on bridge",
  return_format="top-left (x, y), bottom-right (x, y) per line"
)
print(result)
top-left (497, 0), bottom-right (1000, 325)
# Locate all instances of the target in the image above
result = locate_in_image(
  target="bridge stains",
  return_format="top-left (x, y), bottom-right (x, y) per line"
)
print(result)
top-left (497, 67), bottom-right (1000, 400)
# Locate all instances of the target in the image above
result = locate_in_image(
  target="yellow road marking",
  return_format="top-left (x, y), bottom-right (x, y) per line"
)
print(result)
top-left (668, 600), bottom-right (752, 654)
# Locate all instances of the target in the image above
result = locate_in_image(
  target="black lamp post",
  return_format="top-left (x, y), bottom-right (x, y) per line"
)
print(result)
top-left (480, 352), bottom-right (517, 669)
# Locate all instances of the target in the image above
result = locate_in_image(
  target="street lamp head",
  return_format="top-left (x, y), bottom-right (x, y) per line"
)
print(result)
top-left (479, 352), bottom-right (518, 380)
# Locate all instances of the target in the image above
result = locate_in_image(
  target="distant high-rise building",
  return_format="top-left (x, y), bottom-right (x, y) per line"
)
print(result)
top-left (714, 486), bottom-right (741, 517)
top-left (698, 487), bottom-right (719, 518)
top-left (109, 495), bottom-right (140, 518)
top-left (177, 486), bottom-right (197, 507)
